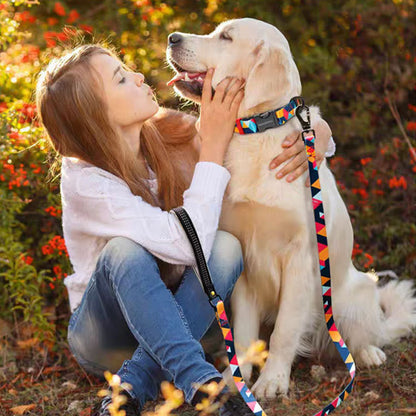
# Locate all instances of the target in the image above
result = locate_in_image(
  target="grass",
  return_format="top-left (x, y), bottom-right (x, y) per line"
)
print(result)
top-left (0, 332), bottom-right (415, 416)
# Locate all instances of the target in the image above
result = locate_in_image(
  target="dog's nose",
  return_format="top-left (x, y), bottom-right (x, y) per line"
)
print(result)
top-left (168, 33), bottom-right (183, 46)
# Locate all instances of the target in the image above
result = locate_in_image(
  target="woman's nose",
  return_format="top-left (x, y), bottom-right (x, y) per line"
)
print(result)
top-left (134, 72), bottom-right (145, 86)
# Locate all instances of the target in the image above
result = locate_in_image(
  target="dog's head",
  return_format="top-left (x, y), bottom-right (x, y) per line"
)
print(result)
top-left (166, 18), bottom-right (302, 116)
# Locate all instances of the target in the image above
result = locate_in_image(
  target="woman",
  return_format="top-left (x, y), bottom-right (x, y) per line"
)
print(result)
top-left (35, 44), bottom-right (333, 416)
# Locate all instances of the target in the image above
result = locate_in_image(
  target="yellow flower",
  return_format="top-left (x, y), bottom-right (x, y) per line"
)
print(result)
top-left (238, 339), bottom-right (269, 369)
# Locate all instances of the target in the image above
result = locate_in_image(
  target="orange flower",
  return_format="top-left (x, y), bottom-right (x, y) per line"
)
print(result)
top-left (363, 253), bottom-right (374, 268)
top-left (45, 206), bottom-right (62, 217)
top-left (0, 102), bottom-right (7, 113)
top-left (21, 255), bottom-right (34, 265)
top-left (409, 104), bottom-right (416, 112)
top-left (30, 163), bottom-right (42, 174)
top-left (407, 121), bottom-right (416, 132)
top-left (14, 11), bottom-right (36, 23)
top-left (389, 176), bottom-right (407, 189)
top-left (17, 103), bottom-right (37, 123)
top-left (67, 9), bottom-right (80, 24)
top-left (360, 157), bottom-right (372, 166)
top-left (54, 2), bottom-right (66, 16)
top-left (53, 265), bottom-right (62, 277)
top-left (56, 32), bottom-right (69, 41)
top-left (352, 243), bottom-right (363, 258)
top-left (79, 24), bottom-right (93, 34)
top-left (47, 17), bottom-right (59, 25)
top-left (44, 31), bottom-right (59, 48)
top-left (42, 245), bottom-right (53, 255)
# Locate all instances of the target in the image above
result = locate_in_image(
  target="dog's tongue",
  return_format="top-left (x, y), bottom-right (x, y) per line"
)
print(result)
top-left (167, 72), bottom-right (205, 86)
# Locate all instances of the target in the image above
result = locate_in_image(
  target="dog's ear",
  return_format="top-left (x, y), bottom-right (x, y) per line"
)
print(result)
top-left (244, 39), bottom-right (293, 111)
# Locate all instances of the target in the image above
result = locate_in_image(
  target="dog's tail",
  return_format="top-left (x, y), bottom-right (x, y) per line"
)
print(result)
top-left (377, 277), bottom-right (416, 343)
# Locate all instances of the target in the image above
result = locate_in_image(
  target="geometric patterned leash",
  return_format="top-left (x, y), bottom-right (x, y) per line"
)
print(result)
top-left (173, 100), bottom-right (355, 415)
top-left (297, 104), bottom-right (356, 415)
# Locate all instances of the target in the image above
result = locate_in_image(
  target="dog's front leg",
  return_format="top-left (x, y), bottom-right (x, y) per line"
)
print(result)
top-left (251, 249), bottom-right (313, 399)
top-left (229, 276), bottom-right (261, 384)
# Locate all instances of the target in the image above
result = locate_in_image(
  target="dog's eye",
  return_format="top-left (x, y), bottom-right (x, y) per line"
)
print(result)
top-left (219, 32), bottom-right (232, 41)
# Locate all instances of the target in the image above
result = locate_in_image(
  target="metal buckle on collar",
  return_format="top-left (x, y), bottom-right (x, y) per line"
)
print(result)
top-left (253, 110), bottom-right (279, 132)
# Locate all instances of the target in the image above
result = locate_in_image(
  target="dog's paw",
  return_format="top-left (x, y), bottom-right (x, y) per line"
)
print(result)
top-left (250, 367), bottom-right (289, 399)
top-left (356, 345), bottom-right (386, 367)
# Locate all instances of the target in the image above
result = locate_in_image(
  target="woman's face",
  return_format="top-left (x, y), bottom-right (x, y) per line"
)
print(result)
top-left (90, 53), bottom-right (159, 133)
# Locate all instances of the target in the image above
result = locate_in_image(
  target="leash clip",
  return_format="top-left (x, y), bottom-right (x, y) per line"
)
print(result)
top-left (295, 104), bottom-right (315, 143)
top-left (295, 104), bottom-right (311, 131)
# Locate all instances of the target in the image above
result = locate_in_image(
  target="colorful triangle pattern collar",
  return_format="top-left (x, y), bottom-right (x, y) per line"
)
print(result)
top-left (234, 96), bottom-right (304, 134)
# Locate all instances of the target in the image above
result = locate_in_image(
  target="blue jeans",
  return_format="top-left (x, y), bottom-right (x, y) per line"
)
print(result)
top-left (67, 231), bottom-right (243, 409)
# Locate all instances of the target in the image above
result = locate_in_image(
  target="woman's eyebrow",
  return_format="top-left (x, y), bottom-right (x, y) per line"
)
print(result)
top-left (112, 66), bottom-right (121, 79)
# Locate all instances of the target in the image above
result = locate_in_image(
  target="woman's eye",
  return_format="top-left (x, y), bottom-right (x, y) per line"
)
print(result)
top-left (219, 32), bottom-right (232, 41)
top-left (119, 76), bottom-right (126, 84)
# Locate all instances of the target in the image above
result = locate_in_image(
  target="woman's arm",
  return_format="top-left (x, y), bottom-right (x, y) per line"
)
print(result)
top-left (268, 118), bottom-right (333, 186)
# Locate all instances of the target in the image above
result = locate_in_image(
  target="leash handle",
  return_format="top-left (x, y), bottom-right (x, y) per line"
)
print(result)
top-left (296, 106), bottom-right (356, 415)
top-left (172, 207), bottom-right (218, 303)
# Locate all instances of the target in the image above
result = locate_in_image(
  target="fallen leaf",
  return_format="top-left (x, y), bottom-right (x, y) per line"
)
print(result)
top-left (10, 404), bottom-right (37, 415)
top-left (364, 391), bottom-right (380, 401)
top-left (80, 407), bottom-right (92, 416)
top-left (311, 398), bottom-right (321, 406)
top-left (62, 381), bottom-right (77, 390)
top-left (16, 338), bottom-right (39, 349)
top-left (42, 366), bottom-right (65, 374)
top-left (67, 400), bottom-right (84, 412)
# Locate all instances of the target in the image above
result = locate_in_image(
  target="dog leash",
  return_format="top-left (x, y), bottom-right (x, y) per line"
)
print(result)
top-left (172, 97), bottom-right (355, 415)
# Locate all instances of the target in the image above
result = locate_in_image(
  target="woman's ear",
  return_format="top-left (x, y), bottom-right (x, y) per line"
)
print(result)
top-left (244, 39), bottom-right (292, 111)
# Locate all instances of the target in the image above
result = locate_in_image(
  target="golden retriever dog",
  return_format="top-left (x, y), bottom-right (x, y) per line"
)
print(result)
top-left (166, 18), bottom-right (416, 399)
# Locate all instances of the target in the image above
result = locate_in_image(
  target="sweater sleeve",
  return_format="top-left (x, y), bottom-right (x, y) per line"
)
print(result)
top-left (70, 161), bottom-right (230, 266)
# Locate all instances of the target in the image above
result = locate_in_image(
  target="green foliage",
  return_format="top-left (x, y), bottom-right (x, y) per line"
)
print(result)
top-left (0, 0), bottom-right (415, 348)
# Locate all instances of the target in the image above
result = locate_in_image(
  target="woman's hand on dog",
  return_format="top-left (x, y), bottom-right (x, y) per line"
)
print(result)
top-left (268, 119), bottom-right (333, 186)
top-left (197, 68), bottom-right (245, 165)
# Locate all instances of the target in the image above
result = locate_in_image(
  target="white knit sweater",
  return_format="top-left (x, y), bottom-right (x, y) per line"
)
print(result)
top-left (61, 157), bottom-right (231, 312)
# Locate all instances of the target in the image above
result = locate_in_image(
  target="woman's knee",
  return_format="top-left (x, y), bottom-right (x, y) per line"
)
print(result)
top-left (100, 237), bottom-right (152, 265)
top-left (209, 231), bottom-right (244, 293)
top-left (98, 237), bottom-right (157, 283)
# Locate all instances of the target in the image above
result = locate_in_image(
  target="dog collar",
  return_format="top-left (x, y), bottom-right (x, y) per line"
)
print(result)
top-left (234, 96), bottom-right (304, 134)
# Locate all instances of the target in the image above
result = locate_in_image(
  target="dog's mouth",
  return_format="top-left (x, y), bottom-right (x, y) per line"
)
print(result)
top-left (167, 60), bottom-right (207, 98)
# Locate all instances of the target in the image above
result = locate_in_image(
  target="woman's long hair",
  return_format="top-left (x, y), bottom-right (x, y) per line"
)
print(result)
top-left (36, 44), bottom-right (198, 210)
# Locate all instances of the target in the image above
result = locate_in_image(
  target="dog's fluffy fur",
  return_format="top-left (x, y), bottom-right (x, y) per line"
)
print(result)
top-left (167, 18), bottom-right (416, 398)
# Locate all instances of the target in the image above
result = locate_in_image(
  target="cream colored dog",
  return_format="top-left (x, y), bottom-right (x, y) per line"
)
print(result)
top-left (167, 18), bottom-right (416, 399)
